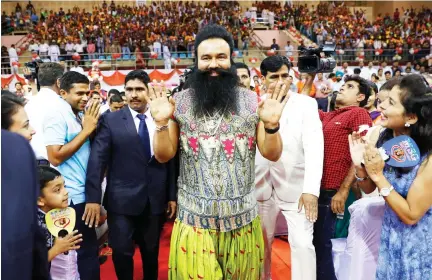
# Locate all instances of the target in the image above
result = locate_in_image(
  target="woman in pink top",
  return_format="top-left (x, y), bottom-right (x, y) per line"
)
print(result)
top-left (86, 40), bottom-right (96, 61)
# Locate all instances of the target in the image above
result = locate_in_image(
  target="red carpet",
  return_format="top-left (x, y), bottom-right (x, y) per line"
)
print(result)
top-left (100, 222), bottom-right (291, 280)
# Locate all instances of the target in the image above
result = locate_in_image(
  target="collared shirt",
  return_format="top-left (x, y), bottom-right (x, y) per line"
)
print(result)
top-left (25, 87), bottom-right (63, 160)
top-left (43, 99), bottom-right (90, 205)
top-left (128, 106), bottom-right (155, 156)
top-left (319, 106), bottom-right (372, 190)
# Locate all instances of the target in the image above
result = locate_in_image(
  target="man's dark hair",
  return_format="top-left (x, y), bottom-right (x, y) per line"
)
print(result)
top-left (1, 92), bottom-right (25, 129)
top-left (15, 82), bottom-right (22, 86)
top-left (59, 71), bottom-right (90, 92)
top-left (37, 165), bottom-right (62, 193)
top-left (124, 69), bottom-right (150, 86)
top-left (234, 62), bottom-right (250, 77)
top-left (38, 62), bottom-right (65, 87)
top-left (380, 76), bottom-right (403, 91)
top-left (343, 75), bottom-right (371, 107)
top-left (91, 91), bottom-right (100, 97)
top-left (108, 89), bottom-right (120, 97)
top-left (194, 24), bottom-right (234, 60)
top-left (328, 73), bottom-right (336, 79)
top-left (119, 91), bottom-right (125, 96)
top-left (260, 55), bottom-right (291, 77)
top-left (110, 94), bottom-right (123, 104)
top-left (384, 71), bottom-right (391, 75)
top-left (353, 68), bottom-right (361, 75)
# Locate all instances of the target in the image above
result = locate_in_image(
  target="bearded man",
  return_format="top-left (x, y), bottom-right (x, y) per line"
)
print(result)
top-left (143, 25), bottom-right (290, 279)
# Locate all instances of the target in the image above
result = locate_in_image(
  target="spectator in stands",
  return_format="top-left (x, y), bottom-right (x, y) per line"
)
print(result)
top-left (285, 40), bottom-right (294, 59)
top-left (87, 40), bottom-right (96, 61)
top-left (1, 45), bottom-right (10, 74)
top-left (1, 91), bottom-right (35, 141)
top-left (48, 40), bottom-right (60, 62)
top-left (28, 39), bottom-right (39, 53)
top-left (163, 40), bottom-right (172, 70)
top-left (8, 44), bottom-right (18, 74)
top-left (270, 38), bottom-right (280, 51)
top-left (39, 40), bottom-right (49, 59)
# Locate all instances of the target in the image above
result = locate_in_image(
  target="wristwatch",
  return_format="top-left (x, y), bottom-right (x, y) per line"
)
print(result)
top-left (380, 185), bottom-right (394, 197)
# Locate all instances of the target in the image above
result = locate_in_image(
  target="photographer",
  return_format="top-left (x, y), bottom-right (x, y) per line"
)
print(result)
top-left (25, 62), bottom-right (65, 161)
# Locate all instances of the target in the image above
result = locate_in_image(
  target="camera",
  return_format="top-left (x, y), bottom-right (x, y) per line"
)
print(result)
top-left (171, 67), bottom-right (194, 95)
top-left (298, 44), bottom-right (336, 73)
top-left (24, 59), bottom-right (43, 80)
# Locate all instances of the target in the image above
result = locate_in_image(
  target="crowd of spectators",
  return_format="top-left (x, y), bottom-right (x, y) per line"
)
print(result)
top-left (2, 1), bottom-right (258, 65)
top-left (295, 2), bottom-right (432, 62)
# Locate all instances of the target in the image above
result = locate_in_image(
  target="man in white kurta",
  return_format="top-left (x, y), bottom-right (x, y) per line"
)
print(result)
top-left (255, 55), bottom-right (324, 280)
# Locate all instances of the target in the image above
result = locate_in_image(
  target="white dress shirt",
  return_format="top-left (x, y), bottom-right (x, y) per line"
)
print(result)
top-left (128, 106), bottom-right (155, 156)
top-left (25, 87), bottom-right (64, 160)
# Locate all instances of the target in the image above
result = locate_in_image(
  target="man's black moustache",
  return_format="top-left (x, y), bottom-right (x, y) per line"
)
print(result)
top-left (195, 68), bottom-right (234, 76)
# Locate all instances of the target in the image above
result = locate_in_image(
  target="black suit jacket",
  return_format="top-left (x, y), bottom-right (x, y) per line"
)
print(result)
top-left (86, 107), bottom-right (177, 216)
top-left (1, 130), bottom-right (50, 280)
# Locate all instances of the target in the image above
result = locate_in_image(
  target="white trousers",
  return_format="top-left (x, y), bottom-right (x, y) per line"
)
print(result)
top-left (258, 191), bottom-right (316, 280)
top-left (164, 58), bottom-right (172, 70)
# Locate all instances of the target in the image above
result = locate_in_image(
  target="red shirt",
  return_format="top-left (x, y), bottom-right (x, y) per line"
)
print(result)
top-left (319, 106), bottom-right (372, 190)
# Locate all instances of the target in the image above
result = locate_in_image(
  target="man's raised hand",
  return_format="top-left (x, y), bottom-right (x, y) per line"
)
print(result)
top-left (143, 80), bottom-right (175, 125)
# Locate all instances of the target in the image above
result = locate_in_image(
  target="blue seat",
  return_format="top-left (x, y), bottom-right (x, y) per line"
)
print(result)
top-left (99, 55), bottom-right (105, 60)
top-left (187, 53), bottom-right (193, 58)
top-left (131, 55), bottom-right (136, 60)
top-left (172, 53), bottom-right (178, 59)
top-left (238, 52), bottom-right (243, 58)
top-left (122, 54), bottom-right (130, 60)
top-left (106, 55), bottom-right (112, 60)
top-left (180, 53), bottom-right (187, 59)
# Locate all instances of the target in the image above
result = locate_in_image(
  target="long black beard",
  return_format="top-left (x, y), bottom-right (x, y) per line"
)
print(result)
top-left (188, 65), bottom-right (240, 117)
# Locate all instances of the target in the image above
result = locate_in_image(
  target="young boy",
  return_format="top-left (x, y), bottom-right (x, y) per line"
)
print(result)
top-left (37, 165), bottom-right (82, 280)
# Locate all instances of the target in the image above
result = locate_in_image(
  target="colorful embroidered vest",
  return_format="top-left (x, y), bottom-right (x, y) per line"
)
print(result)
top-left (173, 88), bottom-right (260, 232)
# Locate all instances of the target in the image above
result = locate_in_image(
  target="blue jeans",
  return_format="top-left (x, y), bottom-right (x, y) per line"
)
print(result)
top-left (313, 190), bottom-right (337, 280)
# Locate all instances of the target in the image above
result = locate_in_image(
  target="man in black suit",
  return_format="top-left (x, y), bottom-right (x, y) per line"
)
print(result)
top-left (85, 70), bottom-right (177, 280)
top-left (1, 130), bottom-right (50, 280)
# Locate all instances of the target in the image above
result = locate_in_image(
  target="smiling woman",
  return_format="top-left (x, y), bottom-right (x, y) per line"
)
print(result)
top-left (1, 90), bottom-right (36, 141)
top-left (350, 74), bottom-right (432, 279)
